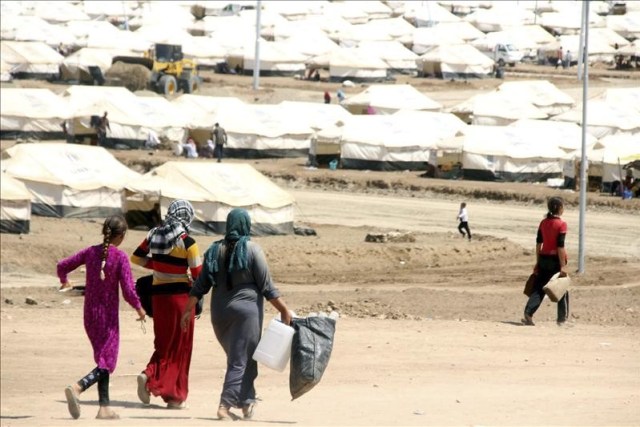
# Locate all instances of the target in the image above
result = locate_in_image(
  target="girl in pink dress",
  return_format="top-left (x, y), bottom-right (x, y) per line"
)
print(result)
top-left (57, 215), bottom-right (146, 420)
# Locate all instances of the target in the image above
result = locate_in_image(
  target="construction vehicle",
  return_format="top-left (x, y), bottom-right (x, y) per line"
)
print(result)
top-left (112, 44), bottom-right (200, 96)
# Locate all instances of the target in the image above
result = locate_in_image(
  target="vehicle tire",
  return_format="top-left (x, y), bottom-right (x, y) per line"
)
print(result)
top-left (509, 62), bottom-right (516, 67)
top-left (497, 58), bottom-right (505, 67)
top-left (181, 76), bottom-right (198, 94)
top-left (159, 75), bottom-right (177, 95)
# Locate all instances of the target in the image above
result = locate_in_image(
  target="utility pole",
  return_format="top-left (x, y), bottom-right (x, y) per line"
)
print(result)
top-left (577, 0), bottom-right (590, 274)
top-left (252, 0), bottom-right (262, 91)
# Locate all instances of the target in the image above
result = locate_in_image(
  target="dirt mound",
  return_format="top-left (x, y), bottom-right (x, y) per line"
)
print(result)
top-left (105, 62), bottom-right (151, 92)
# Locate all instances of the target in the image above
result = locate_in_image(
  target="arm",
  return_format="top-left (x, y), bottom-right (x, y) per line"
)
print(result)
top-left (181, 251), bottom-right (214, 330)
top-left (180, 296), bottom-right (200, 330)
top-left (186, 239), bottom-right (203, 280)
top-left (557, 230), bottom-right (568, 276)
top-left (269, 297), bottom-right (292, 326)
top-left (117, 250), bottom-right (146, 321)
top-left (57, 247), bottom-right (89, 289)
top-left (130, 238), bottom-right (156, 270)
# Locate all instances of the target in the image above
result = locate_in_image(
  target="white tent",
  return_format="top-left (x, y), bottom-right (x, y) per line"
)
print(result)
top-left (347, 17), bottom-right (417, 45)
top-left (449, 91), bottom-right (548, 125)
top-left (29, 2), bottom-right (90, 23)
top-left (0, 41), bottom-right (64, 78)
top-left (471, 25), bottom-right (557, 59)
top-left (455, 126), bottom-right (567, 182)
top-left (200, 105), bottom-right (315, 158)
top-left (496, 80), bottom-right (575, 116)
top-left (241, 41), bottom-right (308, 76)
top-left (416, 44), bottom-right (494, 80)
top-left (538, 7), bottom-right (605, 36)
top-left (550, 100), bottom-right (640, 139)
top-left (412, 22), bottom-right (484, 54)
top-left (172, 94), bottom-right (246, 144)
top-left (0, 88), bottom-right (70, 139)
top-left (572, 134), bottom-right (640, 186)
top-left (0, 170), bottom-right (31, 234)
top-left (60, 47), bottom-right (124, 83)
top-left (2, 143), bottom-right (141, 218)
top-left (596, 88), bottom-right (640, 113)
top-left (606, 12), bottom-right (640, 41)
top-left (464, 4), bottom-right (536, 33)
top-left (278, 101), bottom-right (352, 131)
top-left (402, 2), bottom-right (461, 27)
top-left (357, 41), bottom-right (418, 74)
top-left (11, 17), bottom-right (77, 47)
top-left (508, 119), bottom-right (597, 151)
top-left (342, 84), bottom-right (441, 115)
top-left (126, 162), bottom-right (295, 235)
top-left (310, 47), bottom-right (389, 82)
top-left (338, 114), bottom-right (461, 171)
top-left (63, 86), bottom-right (188, 147)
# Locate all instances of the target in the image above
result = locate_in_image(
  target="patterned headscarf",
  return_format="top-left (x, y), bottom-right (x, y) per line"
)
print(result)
top-left (147, 200), bottom-right (195, 254)
top-left (205, 208), bottom-right (252, 282)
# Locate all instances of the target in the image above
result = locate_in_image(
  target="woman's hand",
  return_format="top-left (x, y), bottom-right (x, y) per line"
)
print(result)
top-left (136, 308), bottom-right (146, 322)
top-left (280, 310), bottom-right (293, 326)
top-left (58, 281), bottom-right (72, 292)
top-left (180, 309), bottom-right (192, 331)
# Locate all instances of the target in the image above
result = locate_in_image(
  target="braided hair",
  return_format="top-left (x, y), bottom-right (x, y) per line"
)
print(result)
top-left (100, 215), bottom-right (128, 280)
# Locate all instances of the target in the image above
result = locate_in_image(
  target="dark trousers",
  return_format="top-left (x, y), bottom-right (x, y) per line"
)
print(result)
top-left (78, 367), bottom-right (110, 406)
top-left (458, 221), bottom-right (471, 239)
top-left (524, 255), bottom-right (570, 322)
top-left (215, 144), bottom-right (224, 162)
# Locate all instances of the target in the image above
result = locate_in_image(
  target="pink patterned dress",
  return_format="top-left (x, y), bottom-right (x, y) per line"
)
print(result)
top-left (57, 244), bottom-right (142, 373)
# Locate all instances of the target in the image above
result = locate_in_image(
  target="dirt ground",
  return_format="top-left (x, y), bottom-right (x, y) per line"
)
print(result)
top-left (2, 67), bottom-right (640, 426)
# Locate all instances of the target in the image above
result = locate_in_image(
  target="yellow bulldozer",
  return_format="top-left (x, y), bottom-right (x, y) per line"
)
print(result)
top-left (112, 43), bottom-right (200, 96)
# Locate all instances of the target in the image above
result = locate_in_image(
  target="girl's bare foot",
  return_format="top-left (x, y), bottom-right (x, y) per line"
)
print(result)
top-left (96, 406), bottom-right (120, 420)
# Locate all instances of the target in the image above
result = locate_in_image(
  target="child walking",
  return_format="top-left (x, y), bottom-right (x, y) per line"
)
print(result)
top-left (457, 202), bottom-right (472, 241)
top-left (57, 215), bottom-right (146, 420)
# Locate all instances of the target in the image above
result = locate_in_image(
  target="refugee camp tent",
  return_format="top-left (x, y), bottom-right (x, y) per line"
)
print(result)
top-left (309, 47), bottom-right (390, 82)
top-left (342, 84), bottom-right (442, 115)
top-left (212, 104), bottom-right (315, 158)
top-left (0, 41), bottom-right (64, 79)
top-left (464, 4), bottom-right (536, 33)
top-left (278, 101), bottom-right (352, 131)
top-left (597, 88), bottom-right (640, 113)
top-left (416, 44), bottom-right (494, 79)
top-left (449, 92), bottom-right (547, 125)
top-left (60, 47), bottom-right (122, 84)
top-left (241, 41), bottom-right (308, 76)
top-left (412, 22), bottom-right (483, 54)
top-left (0, 170), bottom-right (31, 234)
top-left (11, 17), bottom-right (77, 47)
top-left (2, 143), bottom-right (141, 218)
top-left (471, 25), bottom-right (557, 60)
top-left (341, 17), bottom-right (416, 46)
top-left (338, 114), bottom-right (460, 171)
top-left (496, 80), bottom-right (575, 116)
top-left (172, 94), bottom-right (246, 144)
top-left (508, 119), bottom-right (597, 151)
top-left (571, 134), bottom-right (640, 191)
top-left (606, 12), bottom-right (640, 40)
top-left (401, 2), bottom-right (461, 27)
top-left (454, 126), bottom-right (567, 182)
top-left (63, 86), bottom-right (188, 147)
top-left (550, 100), bottom-right (640, 139)
top-left (357, 41), bottom-right (418, 74)
top-left (126, 162), bottom-right (295, 235)
top-left (0, 88), bottom-right (70, 139)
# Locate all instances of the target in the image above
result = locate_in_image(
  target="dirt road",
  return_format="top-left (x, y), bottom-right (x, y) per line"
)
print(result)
top-left (290, 189), bottom-right (640, 260)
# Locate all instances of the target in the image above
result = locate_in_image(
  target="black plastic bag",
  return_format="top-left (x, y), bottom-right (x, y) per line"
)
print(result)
top-left (135, 275), bottom-right (203, 318)
top-left (289, 316), bottom-right (336, 400)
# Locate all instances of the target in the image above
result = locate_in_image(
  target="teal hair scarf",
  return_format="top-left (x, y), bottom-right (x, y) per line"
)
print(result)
top-left (205, 208), bottom-right (251, 284)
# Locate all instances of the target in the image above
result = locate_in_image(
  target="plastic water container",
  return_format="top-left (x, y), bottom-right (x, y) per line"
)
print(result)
top-left (252, 318), bottom-right (295, 372)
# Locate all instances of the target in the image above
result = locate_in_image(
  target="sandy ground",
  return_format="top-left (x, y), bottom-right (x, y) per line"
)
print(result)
top-left (2, 67), bottom-right (640, 426)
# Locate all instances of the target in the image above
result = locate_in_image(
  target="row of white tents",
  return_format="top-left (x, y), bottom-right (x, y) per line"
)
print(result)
top-left (1, 82), bottom-right (638, 187)
top-left (0, 143), bottom-right (296, 235)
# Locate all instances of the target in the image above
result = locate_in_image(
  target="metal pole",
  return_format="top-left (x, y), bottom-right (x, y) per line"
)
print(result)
top-left (578, 0), bottom-right (590, 274)
top-left (122, 1), bottom-right (129, 31)
top-left (577, 0), bottom-right (586, 80)
top-left (252, 0), bottom-right (262, 91)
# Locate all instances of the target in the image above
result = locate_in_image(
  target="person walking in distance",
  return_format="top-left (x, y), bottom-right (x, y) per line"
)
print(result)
top-left (457, 202), bottom-right (471, 241)
top-left (522, 196), bottom-right (570, 326)
top-left (212, 122), bottom-right (227, 163)
top-left (57, 215), bottom-right (146, 420)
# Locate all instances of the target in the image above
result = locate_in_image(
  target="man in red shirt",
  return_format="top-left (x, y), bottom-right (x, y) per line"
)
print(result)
top-left (522, 197), bottom-right (570, 326)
